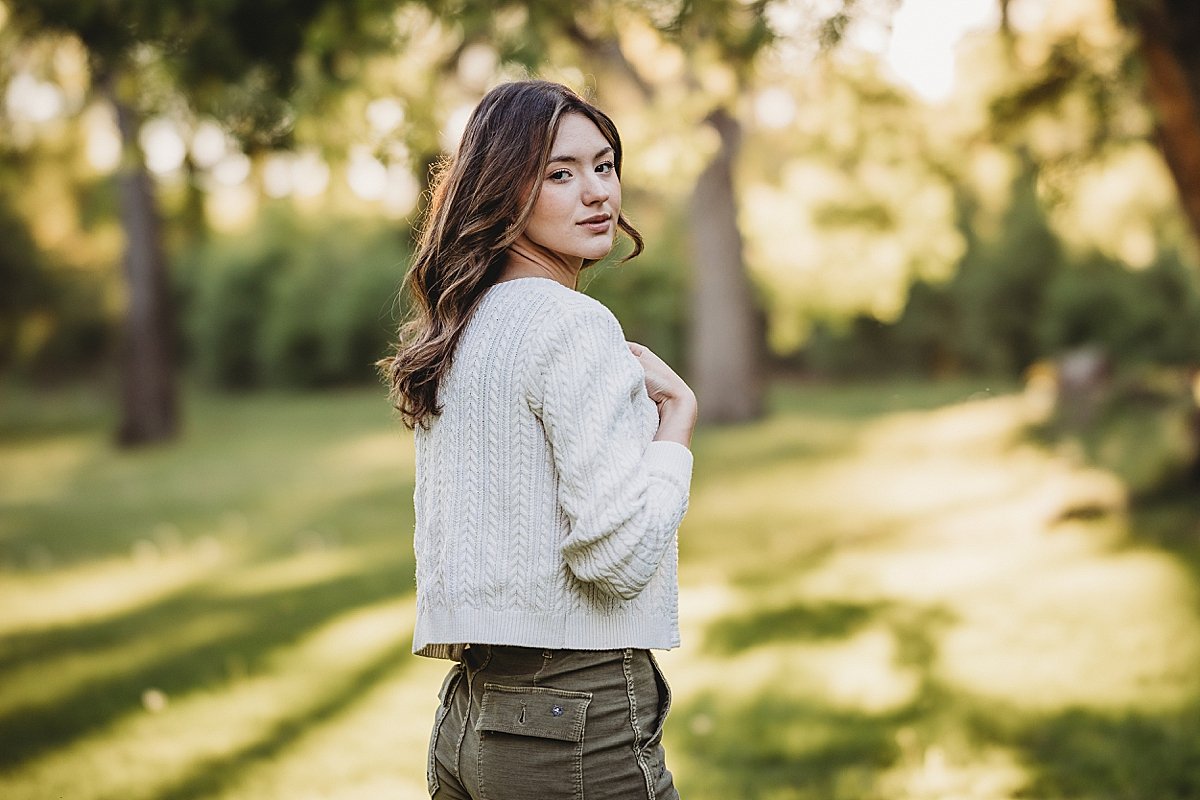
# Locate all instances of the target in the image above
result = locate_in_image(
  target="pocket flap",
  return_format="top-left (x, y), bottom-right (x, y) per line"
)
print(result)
top-left (475, 683), bottom-right (591, 743)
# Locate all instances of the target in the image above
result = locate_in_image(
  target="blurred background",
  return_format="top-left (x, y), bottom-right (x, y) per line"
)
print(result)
top-left (3, 0), bottom-right (1200, 797)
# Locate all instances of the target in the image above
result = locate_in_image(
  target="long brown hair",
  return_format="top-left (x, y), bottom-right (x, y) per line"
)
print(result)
top-left (378, 80), bottom-right (643, 429)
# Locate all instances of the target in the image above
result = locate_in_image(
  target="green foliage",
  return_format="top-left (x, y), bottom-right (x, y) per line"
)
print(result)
top-left (742, 70), bottom-right (966, 351)
top-left (1090, 399), bottom-right (1197, 498)
top-left (802, 162), bottom-right (1200, 380)
top-left (175, 208), bottom-right (689, 391)
top-left (1038, 254), bottom-right (1200, 365)
top-left (175, 209), bottom-right (407, 389)
top-left (5, 0), bottom-right (399, 148)
top-left (23, 269), bottom-right (113, 379)
top-left (174, 232), bottom-right (283, 389)
top-left (1046, 366), bottom-right (1200, 498)
top-left (949, 166), bottom-right (1062, 374)
top-left (0, 194), bottom-right (55, 370)
top-left (803, 315), bottom-right (897, 377)
top-left (0, 193), bottom-right (113, 380)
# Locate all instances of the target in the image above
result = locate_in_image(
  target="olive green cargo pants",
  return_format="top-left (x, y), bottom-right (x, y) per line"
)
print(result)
top-left (426, 645), bottom-right (679, 800)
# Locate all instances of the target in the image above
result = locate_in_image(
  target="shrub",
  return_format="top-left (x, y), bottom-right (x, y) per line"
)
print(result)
top-left (175, 209), bottom-right (407, 389)
top-left (1037, 254), bottom-right (1200, 367)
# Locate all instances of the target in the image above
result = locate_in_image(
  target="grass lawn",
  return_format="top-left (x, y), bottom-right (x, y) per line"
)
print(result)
top-left (2, 378), bottom-right (1200, 799)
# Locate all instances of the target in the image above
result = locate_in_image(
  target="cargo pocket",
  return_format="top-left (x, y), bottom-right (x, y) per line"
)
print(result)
top-left (475, 683), bottom-right (592, 800)
top-left (427, 664), bottom-right (463, 796)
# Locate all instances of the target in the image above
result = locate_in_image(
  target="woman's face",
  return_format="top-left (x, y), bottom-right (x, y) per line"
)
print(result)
top-left (522, 113), bottom-right (622, 263)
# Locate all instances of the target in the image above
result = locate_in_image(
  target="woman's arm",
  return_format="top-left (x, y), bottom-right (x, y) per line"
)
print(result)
top-left (526, 300), bottom-right (693, 600)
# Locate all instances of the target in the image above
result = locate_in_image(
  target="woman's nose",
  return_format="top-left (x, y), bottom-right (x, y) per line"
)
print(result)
top-left (581, 173), bottom-right (610, 204)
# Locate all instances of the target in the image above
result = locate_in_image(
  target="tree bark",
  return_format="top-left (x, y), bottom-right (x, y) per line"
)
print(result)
top-left (106, 72), bottom-right (179, 447)
top-left (687, 107), bottom-right (765, 423)
top-left (1130, 2), bottom-right (1200, 245)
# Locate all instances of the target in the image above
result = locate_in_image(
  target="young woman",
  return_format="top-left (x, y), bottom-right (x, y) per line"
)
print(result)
top-left (379, 79), bottom-right (698, 800)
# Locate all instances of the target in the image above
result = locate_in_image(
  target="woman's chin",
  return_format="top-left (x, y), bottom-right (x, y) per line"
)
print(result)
top-left (575, 239), bottom-right (616, 262)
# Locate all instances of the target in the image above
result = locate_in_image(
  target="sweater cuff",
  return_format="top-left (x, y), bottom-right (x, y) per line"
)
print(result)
top-left (644, 440), bottom-right (694, 490)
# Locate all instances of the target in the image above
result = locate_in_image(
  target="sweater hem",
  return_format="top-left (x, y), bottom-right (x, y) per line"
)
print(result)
top-left (412, 608), bottom-right (681, 660)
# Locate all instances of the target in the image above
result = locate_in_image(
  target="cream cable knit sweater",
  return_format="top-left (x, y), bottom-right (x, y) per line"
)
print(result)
top-left (411, 276), bottom-right (693, 659)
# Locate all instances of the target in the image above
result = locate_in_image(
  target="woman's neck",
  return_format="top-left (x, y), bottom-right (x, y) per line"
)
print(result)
top-left (498, 236), bottom-right (581, 289)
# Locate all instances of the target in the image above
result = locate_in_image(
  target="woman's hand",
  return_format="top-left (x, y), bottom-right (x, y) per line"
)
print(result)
top-left (628, 341), bottom-right (698, 447)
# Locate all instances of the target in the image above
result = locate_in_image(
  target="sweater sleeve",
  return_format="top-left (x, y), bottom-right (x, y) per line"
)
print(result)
top-left (526, 299), bottom-right (693, 601)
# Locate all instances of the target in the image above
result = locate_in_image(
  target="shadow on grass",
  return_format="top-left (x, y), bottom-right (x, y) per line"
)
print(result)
top-left (691, 590), bottom-right (1200, 799)
top-left (0, 553), bottom-right (414, 771)
top-left (673, 691), bottom-right (913, 800)
top-left (969, 703), bottom-right (1200, 800)
top-left (1126, 493), bottom-right (1200, 571)
top-left (704, 601), bottom-right (886, 654)
top-left (109, 636), bottom-right (416, 800)
top-left (677, 594), bottom-right (952, 798)
top-left (2, 469), bottom-right (416, 575)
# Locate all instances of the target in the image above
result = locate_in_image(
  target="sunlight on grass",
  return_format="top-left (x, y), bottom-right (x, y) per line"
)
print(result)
top-left (1, 597), bottom-right (415, 800)
top-left (874, 742), bottom-right (1027, 800)
top-left (938, 545), bottom-right (1200, 711)
top-left (4, 383), bottom-right (1200, 800)
top-left (0, 608), bottom-right (249, 719)
top-left (801, 626), bottom-right (921, 713)
top-left (0, 543), bottom-right (231, 634)
top-left (212, 542), bottom-right (403, 599)
top-left (671, 383), bottom-right (1200, 798)
top-left (773, 394), bottom-right (1200, 714)
top-left (323, 429), bottom-right (416, 477)
top-left (217, 656), bottom-right (448, 800)
top-left (0, 433), bottom-right (99, 505)
top-left (662, 623), bottom-right (920, 714)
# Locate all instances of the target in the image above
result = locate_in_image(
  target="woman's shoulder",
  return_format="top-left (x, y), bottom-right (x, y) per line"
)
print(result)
top-left (488, 276), bottom-right (609, 310)
top-left (488, 278), bottom-right (622, 339)
top-left (492, 280), bottom-right (634, 406)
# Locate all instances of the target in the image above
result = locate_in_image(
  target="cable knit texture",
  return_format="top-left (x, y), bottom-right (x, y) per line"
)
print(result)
top-left (411, 276), bottom-right (693, 659)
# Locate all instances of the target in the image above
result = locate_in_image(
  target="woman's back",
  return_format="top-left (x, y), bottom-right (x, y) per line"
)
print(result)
top-left (412, 276), bottom-right (690, 659)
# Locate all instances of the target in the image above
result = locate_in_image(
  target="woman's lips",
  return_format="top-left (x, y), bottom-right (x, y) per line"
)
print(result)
top-left (579, 215), bottom-right (612, 233)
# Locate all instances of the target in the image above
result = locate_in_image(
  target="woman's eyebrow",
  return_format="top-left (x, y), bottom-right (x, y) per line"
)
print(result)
top-left (547, 146), bottom-right (614, 166)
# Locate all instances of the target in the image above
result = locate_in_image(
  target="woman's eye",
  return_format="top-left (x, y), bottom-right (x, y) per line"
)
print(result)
top-left (548, 169), bottom-right (571, 181)
top-left (596, 161), bottom-right (615, 174)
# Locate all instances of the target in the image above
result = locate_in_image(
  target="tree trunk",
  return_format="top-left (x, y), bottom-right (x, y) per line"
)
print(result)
top-left (106, 72), bottom-right (179, 447)
top-left (1130, 2), bottom-right (1200, 246)
top-left (687, 107), bottom-right (765, 423)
